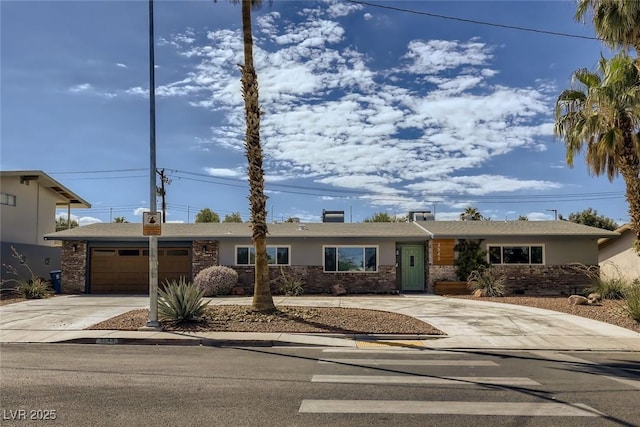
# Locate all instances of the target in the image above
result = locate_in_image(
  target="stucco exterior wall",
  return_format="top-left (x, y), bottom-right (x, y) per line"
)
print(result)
top-left (599, 231), bottom-right (640, 282)
top-left (0, 177), bottom-right (58, 246)
top-left (218, 237), bottom-right (400, 266)
top-left (481, 236), bottom-right (598, 265)
top-left (0, 242), bottom-right (61, 285)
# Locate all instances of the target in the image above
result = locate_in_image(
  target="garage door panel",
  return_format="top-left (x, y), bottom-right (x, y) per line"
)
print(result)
top-left (90, 247), bottom-right (191, 294)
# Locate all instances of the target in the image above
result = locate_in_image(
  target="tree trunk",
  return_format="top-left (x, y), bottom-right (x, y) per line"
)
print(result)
top-left (240, 0), bottom-right (275, 311)
top-left (618, 144), bottom-right (640, 256)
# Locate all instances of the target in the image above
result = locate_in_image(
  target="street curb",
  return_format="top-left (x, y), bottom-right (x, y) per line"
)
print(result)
top-left (55, 334), bottom-right (448, 347)
top-left (60, 338), bottom-right (278, 347)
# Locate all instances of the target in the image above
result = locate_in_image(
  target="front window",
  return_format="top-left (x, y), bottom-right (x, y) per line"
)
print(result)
top-left (1, 192), bottom-right (16, 206)
top-left (235, 246), bottom-right (289, 266)
top-left (488, 245), bottom-right (544, 265)
top-left (323, 246), bottom-right (378, 272)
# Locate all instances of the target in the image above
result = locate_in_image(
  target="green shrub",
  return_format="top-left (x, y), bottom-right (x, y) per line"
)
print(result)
top-left (467, 266), bottom-right (506, 297)
top-left (454, 239), bottom-right (489, 282)
top-left (277, 267), bottom-right (304, 296)
top-left (158, 278), bottom-right (209, 322)
top-left (193, 266), bottom-right (238, 296)
top-left (623, 283), bottom-right (640, 322)
top-left (17, 278), bottom-right (53, 299)
top-left (586, 277), bottom-right (628, 299)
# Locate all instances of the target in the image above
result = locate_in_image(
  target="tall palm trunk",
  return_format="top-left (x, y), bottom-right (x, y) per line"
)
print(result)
top-left (618, 141), bottom-right (640, 253)
top-left (240, 0), bottom-right (275, 311)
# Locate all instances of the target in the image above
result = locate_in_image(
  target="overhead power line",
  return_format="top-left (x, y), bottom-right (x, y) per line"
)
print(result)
top-left (45, 167), bottom-right (626, 205)
top-left (48, 168), bottom-right (147, 174)
top-left (345, 0), bottom-right (599, 40)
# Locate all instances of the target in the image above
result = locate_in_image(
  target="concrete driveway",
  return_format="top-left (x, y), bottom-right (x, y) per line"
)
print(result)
top-left (1, 294), bottom-right (639, 350)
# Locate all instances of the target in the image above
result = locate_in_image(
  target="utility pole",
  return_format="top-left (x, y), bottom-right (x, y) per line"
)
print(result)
top-left (141, 0), bottom-right (161, 331)
top-left (546, 209), bottom-right (558, 221)
top-left (156, 168), bottom-right (171, 223)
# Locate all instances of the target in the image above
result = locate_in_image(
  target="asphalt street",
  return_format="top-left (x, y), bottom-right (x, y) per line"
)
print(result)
top-left (1, 344), bottom-right (638, 426)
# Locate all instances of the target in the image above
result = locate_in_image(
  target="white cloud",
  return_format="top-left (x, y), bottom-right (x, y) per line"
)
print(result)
top-left (527, 212), bottom-right (554, 221)
top-left (399, 40), bottom-right (492, 75)
top-left (142, 3), bottom-right (561, 212)
top-left (204, 167), bottom-right (243, 178)
top-left (133, 207), bottom-right (147, 216)
top-left (56, 213), bottom-right (102, 227)
top-left (116, 63), bottom-right (127, 68)
top-left (68, 82), bottom-right (116, 98)
top-left (79, 216), bottom-right (102, 226)
top-left (363, 13), bottom-right (373, 21)
top-left (69, 83), bottom-right (92, 93)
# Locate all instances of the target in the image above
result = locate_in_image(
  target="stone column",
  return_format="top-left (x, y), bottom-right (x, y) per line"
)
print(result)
top-left (61, 240), bottom-right (87, 294)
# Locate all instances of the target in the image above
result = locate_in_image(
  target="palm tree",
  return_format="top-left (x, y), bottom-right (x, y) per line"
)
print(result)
top-left (236, 0), bottom-right (274, 311)
top-left (460, 207), bottom-right (483, 221)
top-left (555, 53), bottom-right (640, 254)
top-left (112, 217), bottom-right (129, 223)
top-left (363, 212), bottom-right (404, 222)
top-left (576, 0), bottom-right (640, 69)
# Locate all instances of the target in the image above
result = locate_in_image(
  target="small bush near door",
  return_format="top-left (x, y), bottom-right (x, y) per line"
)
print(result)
top-left (194, 266), bottom-right (238, 296)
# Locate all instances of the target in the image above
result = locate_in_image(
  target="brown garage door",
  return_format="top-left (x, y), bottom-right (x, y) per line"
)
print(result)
top-left (90, 247), bottom-right (191, 294)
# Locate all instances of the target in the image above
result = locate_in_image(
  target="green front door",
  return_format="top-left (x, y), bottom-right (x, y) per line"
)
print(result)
top-left (401, 245), bottom-right (425, 291)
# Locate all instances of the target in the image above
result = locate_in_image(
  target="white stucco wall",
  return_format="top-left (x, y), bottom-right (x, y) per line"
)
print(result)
top-left (0, 177), bottom-right (58, 246)
top-left (599, 230), bottom-right (640, 282)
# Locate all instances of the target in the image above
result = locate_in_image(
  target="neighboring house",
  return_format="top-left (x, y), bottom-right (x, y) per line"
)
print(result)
top-left (598, 224), bottom-right (640, 282)
top-left (1, 170), bottom-right (90, 284)
top-left (44, 219), bottom-right (616, 296)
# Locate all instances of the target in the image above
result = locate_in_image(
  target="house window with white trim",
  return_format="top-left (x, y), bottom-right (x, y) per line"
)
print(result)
top-left (1, 192), bottom-right (16, 206)
top-left (323, 246), bottom-right (378, 272)
top-left (235, 246), bottom-right (290, 266)
top-left (488, 245), bottom-right (544, 265)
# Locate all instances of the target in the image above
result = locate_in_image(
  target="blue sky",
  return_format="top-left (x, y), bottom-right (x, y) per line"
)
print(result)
top-left (1, 0), bottom-right (632, 225)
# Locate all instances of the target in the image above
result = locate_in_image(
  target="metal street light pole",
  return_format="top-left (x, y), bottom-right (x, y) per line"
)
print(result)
top-left (142, 0), bottom-right (161, 330)
top-left (546, 209), bottom-right (558, 221)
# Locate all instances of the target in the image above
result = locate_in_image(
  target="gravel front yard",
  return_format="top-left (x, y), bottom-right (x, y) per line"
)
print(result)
top-left (87, 305), bottom-right (446, 335)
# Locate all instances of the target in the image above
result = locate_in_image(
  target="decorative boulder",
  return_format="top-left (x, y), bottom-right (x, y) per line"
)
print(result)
top-left (587, 293), bottom-right (602, 305)
top-left (332, 284), bottom-right (347, 296)
top-left (568, 295), bottom-right (589, 305)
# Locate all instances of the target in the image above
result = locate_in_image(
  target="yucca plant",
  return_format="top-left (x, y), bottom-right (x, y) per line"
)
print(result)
top-left (17, 278), bottom-right (53, 299)
top-left (158, 278), bottom-right (209, 323)
top-left (467, 266), bottom-right (507, 297)
top-left (277, 267), bottom-right (304, 296)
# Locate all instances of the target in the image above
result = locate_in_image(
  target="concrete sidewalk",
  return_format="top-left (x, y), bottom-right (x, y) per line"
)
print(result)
top-left (1, 295), bottom-right (639, 351)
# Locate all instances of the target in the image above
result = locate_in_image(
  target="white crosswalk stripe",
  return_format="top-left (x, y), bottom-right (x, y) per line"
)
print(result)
top-left (318, 358), bottom-right (498, 366)
top-left (298, 348), bottom-right (607, 419)
top-left (299, 400), bottom-right (604, 416)
top-left (311, 374), bottom-right (541, 386)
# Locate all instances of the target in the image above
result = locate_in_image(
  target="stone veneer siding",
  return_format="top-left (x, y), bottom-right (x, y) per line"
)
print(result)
top-left (61, 240), bottom-right (87, 294)
top-left (192, 240), bottom-right (219, 278)
top-left (232, 265), bottom-right (398, 295)
top-left (428, 264), bottom-right (597, 296)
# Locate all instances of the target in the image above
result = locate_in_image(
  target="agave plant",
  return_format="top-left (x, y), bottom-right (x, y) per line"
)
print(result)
top-left (158, 278), bottom-right (209, 323)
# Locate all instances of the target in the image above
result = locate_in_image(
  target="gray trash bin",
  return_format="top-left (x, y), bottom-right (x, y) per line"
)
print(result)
top-left (49, 270), bottom-right (61, 294)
